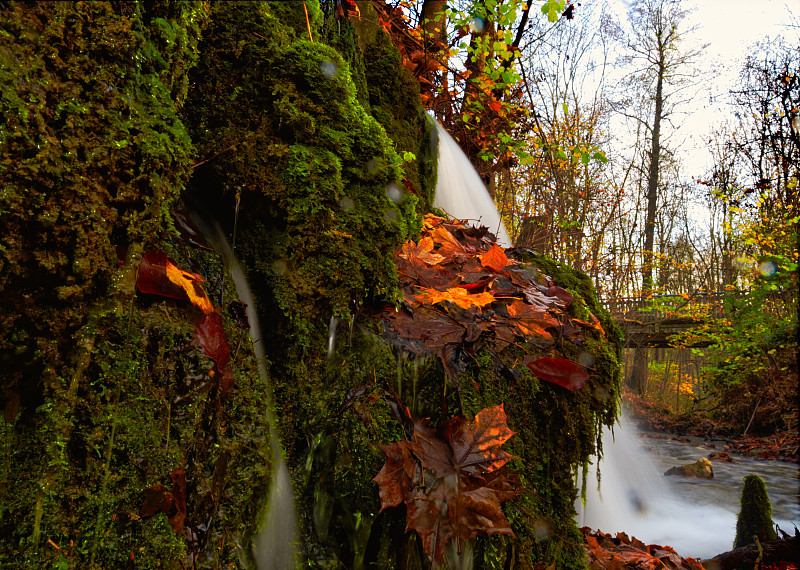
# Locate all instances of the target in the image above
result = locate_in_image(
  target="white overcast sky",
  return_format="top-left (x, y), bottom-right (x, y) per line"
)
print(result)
top-left (606, 0), bottom-right (798, 179)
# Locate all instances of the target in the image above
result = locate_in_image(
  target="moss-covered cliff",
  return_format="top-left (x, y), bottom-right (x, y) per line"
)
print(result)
top-left (1, 1), bottom-right (620, 568)
top-left (0, 2), bottom-right (270, 568)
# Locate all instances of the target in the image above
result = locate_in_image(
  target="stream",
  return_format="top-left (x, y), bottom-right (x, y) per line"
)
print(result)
top-left (577, 417), bottom-right (798, 560)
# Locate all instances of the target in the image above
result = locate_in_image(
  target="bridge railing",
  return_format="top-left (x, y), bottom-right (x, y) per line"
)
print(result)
top-left (599, 289), bottom-right (795, 324)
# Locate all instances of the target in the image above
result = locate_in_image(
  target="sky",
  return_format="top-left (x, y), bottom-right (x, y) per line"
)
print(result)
top-left (607, 0), bottom-right (798, 179)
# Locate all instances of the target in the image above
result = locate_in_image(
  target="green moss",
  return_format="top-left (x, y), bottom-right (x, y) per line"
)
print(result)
top-left (733, 474), bottom-right (778, 549)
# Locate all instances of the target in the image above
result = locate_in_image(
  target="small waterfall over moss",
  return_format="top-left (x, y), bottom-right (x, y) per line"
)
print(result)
top-left (432, 121), bottom-right (512, 247)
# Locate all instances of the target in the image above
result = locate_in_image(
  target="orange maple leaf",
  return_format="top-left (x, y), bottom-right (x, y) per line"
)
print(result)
top-left (399, 237), bottom-right (445, 265)
top-left (480, 244), bottom-right (509, 272)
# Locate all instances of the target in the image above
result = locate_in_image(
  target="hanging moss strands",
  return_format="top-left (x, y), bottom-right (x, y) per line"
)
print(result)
top-left (733, 474), bottom-right (778, 549)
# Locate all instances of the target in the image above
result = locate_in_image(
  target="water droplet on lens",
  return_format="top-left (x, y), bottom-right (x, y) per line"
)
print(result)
top-left (339, 197), bottom-right (354, 211)
top-left (385, 183), bottom-right (404, 204)
top-left (272, 260), bottom-right (288, 275)
top-left (758, 261), bottom-right (777, 277)
top-left (384, 209), bottom-right (399, 223)
top-left (532, 519), bottom-right (551, 540)
top-left (471, 17), bottom-right (485, 33)
top-left (578, 351), bottom-right (595, 368)
top-left (320, 61), bottom-right (338, 79)
top-left (733, 255), bottom-right (750, 270)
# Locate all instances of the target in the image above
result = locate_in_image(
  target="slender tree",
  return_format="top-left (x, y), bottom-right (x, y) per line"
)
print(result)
top-left (624, 0), bottom-right (700, 393)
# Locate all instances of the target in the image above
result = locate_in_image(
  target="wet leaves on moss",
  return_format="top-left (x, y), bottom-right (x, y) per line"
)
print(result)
top-left (374, 404), bottom-right (521, 563)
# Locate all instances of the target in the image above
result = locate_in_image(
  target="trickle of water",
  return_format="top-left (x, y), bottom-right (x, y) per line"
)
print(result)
top-left (327, 316), bottom-right (340, 359)
top-left (189, 212), bottom-right (299, 570)
top-left (433, 120), bottom-right (512, 247)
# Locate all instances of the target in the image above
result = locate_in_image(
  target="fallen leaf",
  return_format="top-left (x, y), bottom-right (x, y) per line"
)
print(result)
top-left (523, 357), bottom-right (588, 391)
top-left (196, 311), bottom-right (230, 370)
top-left (480, 244), bottom-right (509, 272)
top-left (415, 286), bottom-right (496, 310)
top-left (374, 404), bottom-right (520, 562)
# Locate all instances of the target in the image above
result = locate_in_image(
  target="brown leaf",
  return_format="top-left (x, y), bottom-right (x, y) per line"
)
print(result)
top-left (140, 484), bottom-right (172, 518)
top-left (374, 405), bottom-right (520, 562)
top-left (545, 286), bottom-right (573, 308)
top-left (168, 466), bottom-right (187, 533)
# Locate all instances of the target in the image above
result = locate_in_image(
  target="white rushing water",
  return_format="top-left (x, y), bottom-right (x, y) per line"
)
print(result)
top-left (190, 213), bottom-right (298, 570)
top-left (433, 121), bottom-right (512, 247)
top-left (577, 414), bottom-right (798, 560)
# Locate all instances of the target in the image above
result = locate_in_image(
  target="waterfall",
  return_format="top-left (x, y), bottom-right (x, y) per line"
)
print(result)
top-left (576, 414), bottom-right (739, 559)
top-left (433, 121), bottom-right (512, 247)
top-left (189, 211), bottom-right (299, 570)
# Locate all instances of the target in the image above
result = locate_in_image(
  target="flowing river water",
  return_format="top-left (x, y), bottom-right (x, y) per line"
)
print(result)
top-left (577, 416), bottom-right (799, 560)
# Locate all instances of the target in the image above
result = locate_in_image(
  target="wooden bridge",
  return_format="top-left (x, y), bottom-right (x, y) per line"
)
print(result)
top-left (598, 290), bottom-right (793, 349)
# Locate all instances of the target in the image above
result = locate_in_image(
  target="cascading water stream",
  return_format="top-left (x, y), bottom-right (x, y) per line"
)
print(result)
top-left (433, 121), bottom-right (512, 248)
top-left (189, 212), bottom-right (298, 570)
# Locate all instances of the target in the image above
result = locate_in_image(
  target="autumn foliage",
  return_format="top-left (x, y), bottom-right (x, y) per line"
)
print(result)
top-left (374, 214), bottom-right (600, 389)
top-left (374, 404), bottom-right (520, 562)
top-left (136, 249), bottom-right (235, 396)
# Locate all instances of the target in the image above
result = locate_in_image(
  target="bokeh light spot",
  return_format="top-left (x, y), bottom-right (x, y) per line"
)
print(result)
top-left (384, 208), bottom-right (399, 223)
top-left (272, 260), bottom-right (288, 276)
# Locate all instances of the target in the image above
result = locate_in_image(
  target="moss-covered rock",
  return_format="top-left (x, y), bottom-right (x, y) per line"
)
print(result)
top-left (733, 474), bottom-right (778, 549)
top-left (0, 2), bottom-right (275, 568)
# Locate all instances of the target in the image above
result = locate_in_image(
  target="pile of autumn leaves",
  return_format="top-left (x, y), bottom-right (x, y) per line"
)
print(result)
top-left (366, 215), bottom-right (606, 562)
top-left (377, 214), bottom-right (603, 390)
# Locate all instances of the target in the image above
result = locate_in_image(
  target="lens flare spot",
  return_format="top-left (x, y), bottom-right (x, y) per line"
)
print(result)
top-left (578, 351), bottom-right (595, 368)
top-left (384, 208), bottom-right (399, 223)
top-left (339, 197), bottom-right (354, 211)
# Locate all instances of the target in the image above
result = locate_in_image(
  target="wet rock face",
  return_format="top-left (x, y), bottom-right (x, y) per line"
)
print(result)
top-left (665, 457), bottom-right (714, 478)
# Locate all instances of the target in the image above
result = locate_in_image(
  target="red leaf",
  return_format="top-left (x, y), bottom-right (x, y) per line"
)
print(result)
top-left (545, 286), bottom-right (573, 308)
top-left (137, 250), bottom-right (213, 313)
top-left (523, 357), bottom-right (588, 391)
top-left (196, 311), bottom-right (230, 370)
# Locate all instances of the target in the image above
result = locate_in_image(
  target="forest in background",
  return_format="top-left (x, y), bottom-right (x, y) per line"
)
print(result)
top-left (384, 0), bottom-right (797, 437)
